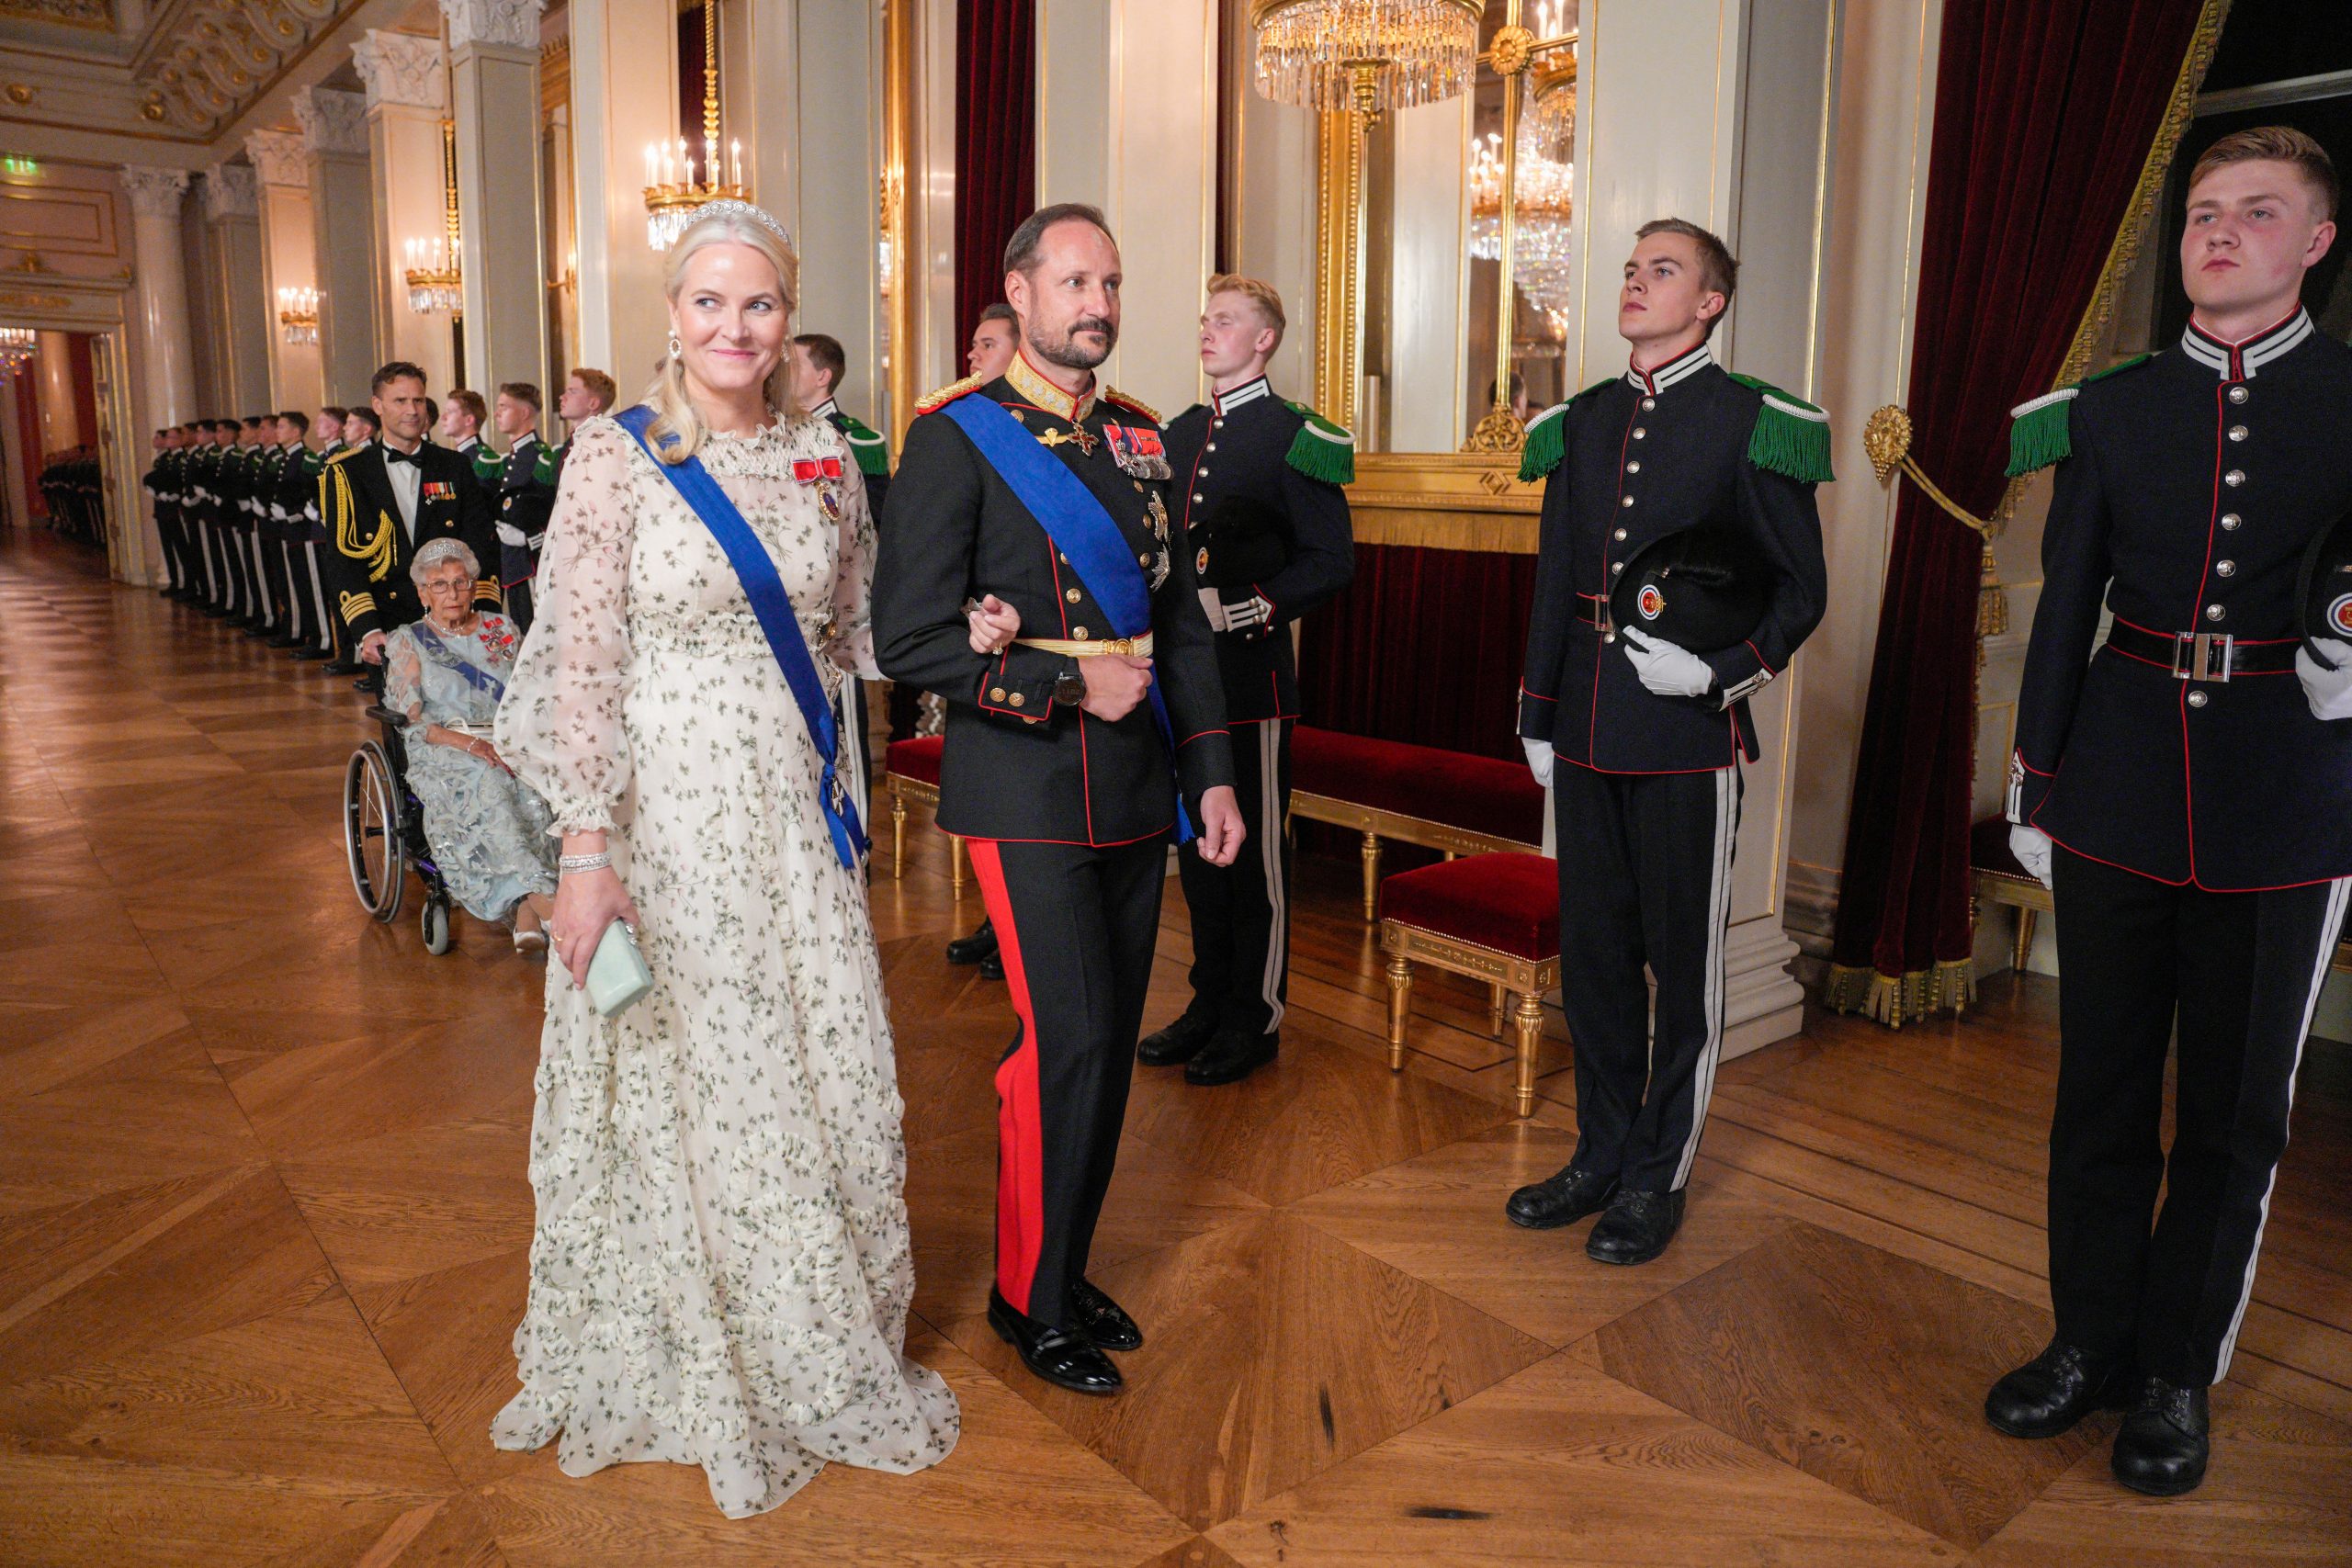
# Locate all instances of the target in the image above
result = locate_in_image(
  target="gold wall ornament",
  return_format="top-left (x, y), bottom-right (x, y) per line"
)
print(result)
top-left (5, 84), bottom-right (32, 106)
top-left (1862, 403), bottom-right (2009, 660)
top-left (1251, 0), bottom-right (1484, 120)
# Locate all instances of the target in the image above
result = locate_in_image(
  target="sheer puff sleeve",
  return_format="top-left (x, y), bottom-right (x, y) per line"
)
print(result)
top-left (826, 425), bottom-right (880, 682)
top-left (494, 417), bottom-right (638, 835)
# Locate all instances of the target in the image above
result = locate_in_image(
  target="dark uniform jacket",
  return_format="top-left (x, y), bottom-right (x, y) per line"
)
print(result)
top-left (181, 443), bottom-right (219, 530)
top-left (873, 352), bottom-right (1237, 845)
top-left (1517, 343), bottom-right (1830, 773)
top-left (815, 398), bottom-right (891, 517)
top-left (489, 433), bottom-right (555, 558)
top-left (279, 442), bottom-right (333, 544)
top-left (217, 444), bottom-right (254, 533)
top-left (257, 444), bottom-right (297, 541)
top-left (321, 437), bottom-right (501, 646)
top-left (142, 448), bottom-right (179, 511)
top-left (2008, 308), bottom-right (2352, 891)
top-left (1162, 376), bottom-right (1356, 722)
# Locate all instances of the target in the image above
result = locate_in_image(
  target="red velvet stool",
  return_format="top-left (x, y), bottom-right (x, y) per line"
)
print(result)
top-left (1290, 727), bottom-right (1546, 923)
top-left (1378, 852), bottom-right (1561, 1117)
top-left (884, 736), bottom-right (964, 893)
top-left (1969, 815), bottom-right (2049, 974)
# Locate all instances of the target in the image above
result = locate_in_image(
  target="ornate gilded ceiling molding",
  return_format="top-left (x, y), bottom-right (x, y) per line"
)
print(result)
top-left (0, 0), bottom-right (113, 32)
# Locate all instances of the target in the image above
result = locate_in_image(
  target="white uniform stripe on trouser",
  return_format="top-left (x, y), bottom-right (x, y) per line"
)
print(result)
top-left (249, 531), bottom-right (269, 615)
top-left (1258, 721), bottom-right (1288, 1033)
top-left (306, 544), bottom-right (333, 652)
top-left (198, 520), bottom-right (218, 599)
top-left (1671, 769), bottom-right (1737, 1191)
top-left (835, 680), bottom-right (871, 828)
top-left (2214, 874), bottom-right (2352, 1376)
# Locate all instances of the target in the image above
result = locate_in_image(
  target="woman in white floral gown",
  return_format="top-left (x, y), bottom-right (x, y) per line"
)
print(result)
top-left (490, 201), bottom-right (957, 1517)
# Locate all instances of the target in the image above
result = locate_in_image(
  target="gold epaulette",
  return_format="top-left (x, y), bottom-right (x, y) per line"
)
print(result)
top-left (1102, 388), bottom-right (1160, 425)
top-left (913, 374), bottom-right (986, 415)
top-left (325, 445), bottom-right (364, 464)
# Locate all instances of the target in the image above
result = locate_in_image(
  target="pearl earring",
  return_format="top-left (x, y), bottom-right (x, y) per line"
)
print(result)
top-left (667, 332), bottom-right (683, 360)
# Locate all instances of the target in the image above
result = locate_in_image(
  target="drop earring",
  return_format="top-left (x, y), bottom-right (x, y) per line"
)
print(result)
top-left (667, 331), bottom-right (683, 361)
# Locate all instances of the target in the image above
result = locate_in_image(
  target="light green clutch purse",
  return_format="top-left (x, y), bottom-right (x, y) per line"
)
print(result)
top-left (585, 920), bottom-right (653, 1017)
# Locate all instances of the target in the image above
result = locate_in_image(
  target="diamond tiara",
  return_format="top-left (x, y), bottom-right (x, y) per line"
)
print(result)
top-left (684, 198), bottom-right (794, 253)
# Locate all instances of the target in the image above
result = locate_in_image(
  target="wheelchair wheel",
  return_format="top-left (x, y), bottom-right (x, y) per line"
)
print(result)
top-left (420, 896), bottom-right (452, 955)
top-left (344, 741), bottom-right (405, 923)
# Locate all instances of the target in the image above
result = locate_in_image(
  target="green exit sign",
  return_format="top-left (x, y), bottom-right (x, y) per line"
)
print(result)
top-left (1, 157), bottom-right (38, 176)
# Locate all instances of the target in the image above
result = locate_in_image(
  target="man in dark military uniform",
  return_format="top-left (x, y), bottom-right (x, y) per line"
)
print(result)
top-left (1505, 218), bottom-right (1829, 1268)
top-left (485, 382), bottom-right (553, 634)
top-left (792, 332), bottom-right (894, 822)
top-left (224, 417), bottom-right (272, 631)
top-left (875, 204), bottom-right (1244, 1398)
top-left (256, 413), bottom-right (306, 649)
top-left (141, 427), bottom-right (191, 602)
top-left (182, 423), bottom-right (224, 615)
top-left (1986, 128), bottom-right (2352, 1499)
top-left (293, 407), bottom-right (349, 661)
top-left (1140, 275), bottom-right (1355, 1086)
top-left (322, 361), bottom-right (501, 687)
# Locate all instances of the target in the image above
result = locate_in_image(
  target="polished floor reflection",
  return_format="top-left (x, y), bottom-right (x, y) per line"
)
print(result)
top-left (5, 528), bottom-right (2350, 1566)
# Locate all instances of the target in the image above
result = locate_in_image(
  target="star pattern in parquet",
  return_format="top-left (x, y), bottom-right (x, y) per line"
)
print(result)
top-left (5, 528), bottom-right (2351, 1566)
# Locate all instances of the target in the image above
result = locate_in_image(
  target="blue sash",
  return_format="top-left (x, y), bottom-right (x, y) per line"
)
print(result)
top-left (940, 392), bottom-right (1194, 843)
top-left (615, 405), bottom-right (867, 870)
top-left (409, 621), bottom-right (507, 705)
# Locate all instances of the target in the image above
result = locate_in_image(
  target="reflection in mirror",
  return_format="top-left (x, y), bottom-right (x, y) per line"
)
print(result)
top-left (1465, 0), bottom-right (1577, 447)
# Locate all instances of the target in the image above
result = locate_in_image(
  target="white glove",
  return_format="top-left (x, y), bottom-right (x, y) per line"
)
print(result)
top-left (1522, 738), bottom-right (1555, 788)
top-left (2297, 639), bottom-right (2352, 722)
top-left (1197, 587), bottom-right (1228, 632)
top-left (496, 521), bottom-right (528, 547)
top-left (2009, 823), bottom-right (2054, 890)
top-left (1621, 627), bottom-right (1716, 700)
top-left (1220, 592), bottom-right (1274, 637)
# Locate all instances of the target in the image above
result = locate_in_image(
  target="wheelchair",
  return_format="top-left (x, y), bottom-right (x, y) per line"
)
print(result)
top-left (343, 705), bottom-right (458, 954)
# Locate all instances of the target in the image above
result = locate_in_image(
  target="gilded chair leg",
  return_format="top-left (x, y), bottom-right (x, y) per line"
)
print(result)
top-left (891, 788), bottom-right (907, 881)
top-left (1513, 990), bottom-right (1545, 1118)
top-left (1360, 831), bottom-right (1381, 924)
top-left (950, 835), bottom-right (967, 895)
top-left (2015, 907), bottom-right (2039, 975)
top-left (1385, 954), bottom-right (1412, 1071)
top-left (1488, 982), bottom-right (1507, 1039)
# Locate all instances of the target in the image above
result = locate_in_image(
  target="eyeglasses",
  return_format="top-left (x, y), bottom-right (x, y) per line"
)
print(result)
top-left (419, 577), bottom-right (471, 595)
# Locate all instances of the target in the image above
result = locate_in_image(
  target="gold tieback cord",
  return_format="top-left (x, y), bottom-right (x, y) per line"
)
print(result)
top-left (1862, 405), bottom-right (2009, 646)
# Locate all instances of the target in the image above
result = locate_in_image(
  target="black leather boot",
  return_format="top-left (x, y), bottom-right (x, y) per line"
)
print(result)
top-left (1069, 1277), bottom-right (1142, 1351)
top-left (1136, 1010), bottom-right (1217, 1066)
top-left (978, 951), bottom-right (1005, 982)
top-left (988, 1288), bottom-right (1122, 1395)
top-left (1585, 1188), bottom-right (1685, 1266)
top-left (1984, 1339), bottom-right (2135, 1439)
top-left (2111, 1376), bottom-right (2209, 1495)
top-left (944, 918), bottom-right (998, 965)
top-left (1504, 1164), bottom-right (1619, 1230)
top-left (1184, 1027), bottom-right (1277, 1086)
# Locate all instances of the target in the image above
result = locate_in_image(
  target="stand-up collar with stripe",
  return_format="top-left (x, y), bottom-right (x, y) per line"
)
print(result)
top-left (2179, 307), bottom-right (2312, 379)
top-left (1211, 376), bottom-right (1273, 416)
top-left (1623, 341), bottom-right (1714, 396)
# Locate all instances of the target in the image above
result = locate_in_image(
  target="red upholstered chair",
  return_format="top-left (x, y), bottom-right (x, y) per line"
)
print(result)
top-left (884, 736), bottom-right (964, 892)
top-left (1379, 852), bottom-right (1561, 1117)
top-left (1290, 726), bottom-right (1547, 923)
top-left (1970, 815), bottom-right (2051, 974)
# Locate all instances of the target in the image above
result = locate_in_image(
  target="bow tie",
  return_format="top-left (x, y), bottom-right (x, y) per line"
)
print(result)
top-left (381, 445), bottom-right (423, 468)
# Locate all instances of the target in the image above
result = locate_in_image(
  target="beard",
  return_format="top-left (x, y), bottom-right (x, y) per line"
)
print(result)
top-left (1028, 313), bottom-right (1117, 371)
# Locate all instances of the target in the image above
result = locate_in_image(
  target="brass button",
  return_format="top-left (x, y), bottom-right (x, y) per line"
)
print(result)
top-left (1205, 443), bottom-right (1217, 453)
top-left (1603, 631), bottom-right (1617, 644)
top-left (1642, 398), bottom-right (1657, 411)
top-left (1621, 495), bottom-right (1635, 507)
top-left (2228, 386), bottom-right (2248, 403)
top-left (1611, 561), bottom-right (1624, 574)
top-left (1212, 418), bottom-right (1224, 428)
top-left (1073, 626), bottom-right (1090, 639)
top-left (2205, 604), bottom-right (2225, 622)
top-left (1193, 492), bottom-right (1204, 502)
top-left (1139, 552), bottom-right (1152, 565)
top-left (1632, 427), bottom-right (1647, 441)
top-left (1626, 460), bottom-right (1642, 474)
top-left (1133, 481), bottom-right (1143, 491)
top-left (1613, 527), bottom-right (1628, 541)
top-left (1066, 588), bottom-right (1083, 603)
top-left (2188, 690), bottom-right (2208, 708)
top-left (2223, 469), bottom-right (2245, 487)
top-left (989, 686), bottom-right (1007, 701)
top-left (2228, 425), bottom-right (2248, 442)
top-left (2215, 560), bottom-right (2235, 577)
top-left (1198, 467), bottom-right (1210, 478)
top-left (1009, 692), bottom-right (1025, 707)
top-left (2221, 513), bottom-right (2242, 530)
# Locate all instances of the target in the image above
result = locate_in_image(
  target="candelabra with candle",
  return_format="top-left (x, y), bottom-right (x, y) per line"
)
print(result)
top-left (404, 118), bottom-right (464, 317)
top-left (277, 287), bottom-right (320, 346)
top-left (644, 0), bottom-right (744, 251)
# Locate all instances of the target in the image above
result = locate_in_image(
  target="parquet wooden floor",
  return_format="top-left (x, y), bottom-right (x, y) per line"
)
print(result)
top-left (5, 526), bottom-right (2351, 1566)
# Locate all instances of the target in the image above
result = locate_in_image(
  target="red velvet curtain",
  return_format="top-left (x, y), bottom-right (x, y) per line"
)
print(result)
top-left (1299, 542), bottom-right (1536, 762)
top-left (955, 0), bottom-right (1036, 351)
top-left (1826, 0), bottom-right (2218, 1021)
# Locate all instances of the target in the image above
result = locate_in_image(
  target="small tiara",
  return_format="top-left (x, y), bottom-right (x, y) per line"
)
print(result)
top-left (687, 198), bottom-right (794, 252)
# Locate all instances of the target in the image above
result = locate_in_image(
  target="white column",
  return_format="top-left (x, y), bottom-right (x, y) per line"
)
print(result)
top-left (200, 164), bottom-right (271, 414)
top-left (353, 28), bottom-right (459, 397)
top-left (120, 167), bottom-right (198, 430)
top-left (295, 86), bottom-right (378, 404)
top-left (444, 0), bottom-right (548, 395)
top-left (1033, 0), bottom-right (1216, 414)
top-left (568, 0), bottom-right (675, 395)
top-left (33, 332), bottom-right (80, 452)
top-left (246, 130), bottom-right (323, 410)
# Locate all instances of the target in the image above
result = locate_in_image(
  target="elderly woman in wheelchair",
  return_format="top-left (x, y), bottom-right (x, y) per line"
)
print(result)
top-left (380, 537), bottom-right (559, 953)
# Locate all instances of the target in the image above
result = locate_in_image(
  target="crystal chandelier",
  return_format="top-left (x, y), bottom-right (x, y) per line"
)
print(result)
top-left (403, 118), bottom-right (463, 317)
top-left (644, 0), bottom-right (744, 252)
top-left (277, 287), bottom-right (320, 346)
top-left (1250, 0), bottom-right (1484, 118)
top-left (0, 326), bottom-right (35, 370)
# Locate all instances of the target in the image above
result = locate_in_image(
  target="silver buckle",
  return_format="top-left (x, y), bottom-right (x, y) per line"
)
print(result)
top-left (2172, 631), bottom-right (2233, 682)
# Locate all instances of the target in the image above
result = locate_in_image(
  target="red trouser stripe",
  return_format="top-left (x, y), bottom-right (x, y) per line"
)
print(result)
top-left (967, 840), bottom-right (1046, 1315)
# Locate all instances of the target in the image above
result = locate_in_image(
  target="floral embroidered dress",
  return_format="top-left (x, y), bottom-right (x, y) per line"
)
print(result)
top-left (382, 614), bottom-right (559, 923)
top-left (490, 412), bottom-right (957, 1517)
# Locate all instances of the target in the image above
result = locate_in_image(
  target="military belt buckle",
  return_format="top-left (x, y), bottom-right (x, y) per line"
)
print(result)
top-left (2172, 631), bottom-right (2233, 683)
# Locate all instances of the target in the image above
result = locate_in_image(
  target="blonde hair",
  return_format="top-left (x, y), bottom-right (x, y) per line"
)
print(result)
top-left (1206, 273), bottom-right (1287, 349)
top-left (2189, 125), bottom-right (2338, 221)
top-left (639, 205), bottom-right (801, 464)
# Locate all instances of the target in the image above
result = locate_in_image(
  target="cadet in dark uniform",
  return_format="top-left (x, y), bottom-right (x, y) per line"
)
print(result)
top-left (1986, 128), bottom-right (2352, 1498)
top-left (226, 418), bottom-right (271, 630)
top-left (1140, 276), bottom-right (1354, 1085)
top-left (874, 204), bottom-right (1244, 1397)
top-left (184, 423), bottom-right (227, 615)
top-left (323, 361), bottom-right (503, 682)
top-left (1505, 218), bottom-right (1829, 1267)
top-left (487, 383), bottom-right (553, 634)
top-left (141, 428), bottom-right (190, 601)
top-left (793, 333), bottom-right (893, 822)
top-left (259, 414), bottom-right (307, 649)
top-left (293, 407), bottom-right (349, 660)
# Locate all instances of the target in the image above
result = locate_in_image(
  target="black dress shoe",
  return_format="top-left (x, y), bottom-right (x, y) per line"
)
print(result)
top-left (988, 1289), bottom-right (1122, 1395)
top-left (1184, 1027), bottom-right (1278, 1085)
top-left (1137, 1010), bottom-right (1218, 1066)
top-left (1984, 1339), bottom-right (2135, 1439)
top-left (1069, 1277), bottom-right (1142, 1351)
top-left (944, 919), bottom-right (999, 965)
top-left (294, 647), bottom-right (332, 661)
top-left (1586, 1188), bottom-right (1685, 1266)
top-left (1504, 1164), bottom-right (1619, 1230)
top-left (267, 634), bottom-right (304, 649)
top-left (323, 659), bottom-right (362, 676)
top-left (2112, 1376), bottom-right (2210, 1495)
top-left (978, 951), bottom-right (1005, 982)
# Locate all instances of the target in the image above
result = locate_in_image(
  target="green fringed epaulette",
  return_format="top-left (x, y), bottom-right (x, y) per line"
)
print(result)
top-left (1726, 372), bottom-right (1836, 484)
top-left (1515, 379), bottom-right (1614, 484)
top-left (837, 415), bottom-right (891, 479)
top-left (531, 442), bottom-right (562, 487)
top-left (470, 447), bottom-right (503, 486)
top-left (2005, 353), bottom-right (2149, 477)
top-left (1283, 400), bottom-right (1354, 485)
